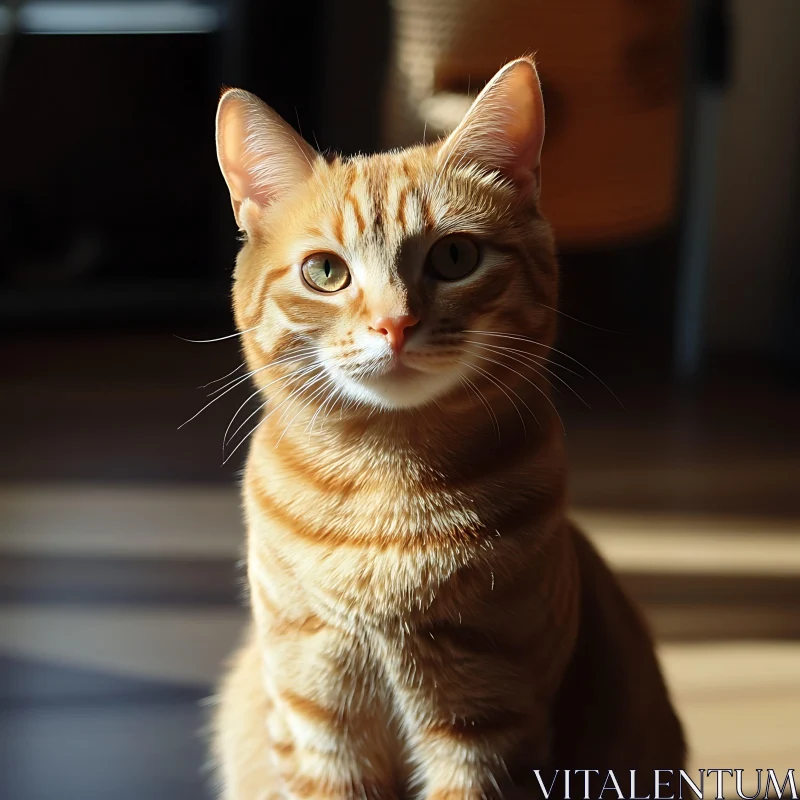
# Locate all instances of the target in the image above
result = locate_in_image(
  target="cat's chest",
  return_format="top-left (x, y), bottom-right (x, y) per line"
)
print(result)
top-left (245, 470), bottom-right (507, 621)
top-left (244, 434), bottom-right (553, 622)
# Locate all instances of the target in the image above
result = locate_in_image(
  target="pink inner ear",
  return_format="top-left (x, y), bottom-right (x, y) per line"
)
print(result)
top-left (439, 59), bottom-right (545, 194)
top-left (218, 97), bottom-right (280, 209)
top-left (502, 63), bottom-right (545, 177)
top-left (216, 89), bottom-right (318, 225)
top-left (218, 100), bottom-right (249, 191)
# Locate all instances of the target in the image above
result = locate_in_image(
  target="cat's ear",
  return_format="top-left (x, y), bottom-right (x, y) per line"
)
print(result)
top-left (437, 57), bottom-right (545, 198)
top-left (216, 88), bottom-right (319, 231)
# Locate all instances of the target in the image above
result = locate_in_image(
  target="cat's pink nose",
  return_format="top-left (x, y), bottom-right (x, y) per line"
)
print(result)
top-left (370, 314), bottom-right (419, 352)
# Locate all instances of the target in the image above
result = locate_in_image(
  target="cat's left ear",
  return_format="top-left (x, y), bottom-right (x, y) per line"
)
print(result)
top-left (216, 88), bottom-right (319, 232)
top-left (437, 57), bottom-right (545, 199)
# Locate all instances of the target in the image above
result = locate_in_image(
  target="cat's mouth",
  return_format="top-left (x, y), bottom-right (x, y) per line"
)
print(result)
top-left (373, 352), bottom-right (421, 378)
top-left (382, 362), bottom-right (418, 380)
top-left (356, 358), bottom-right (423, 390)
top-left (328, 350), bottom-right (461, 410)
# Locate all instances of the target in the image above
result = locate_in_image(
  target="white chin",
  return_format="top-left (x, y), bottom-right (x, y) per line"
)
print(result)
top-left (340, 368), bottom-right (460, 410)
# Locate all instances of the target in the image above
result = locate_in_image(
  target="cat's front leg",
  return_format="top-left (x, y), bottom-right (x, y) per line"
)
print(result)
top-left (403, 707), bottom-right (550, 800)
top-left (259, 620), bottom-right (399, 800)
top-left (382, 631), bottom-right (552, 800)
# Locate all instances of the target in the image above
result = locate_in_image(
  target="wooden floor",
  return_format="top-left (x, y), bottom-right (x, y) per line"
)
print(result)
top-left (662, 642), bottom-right (800, 789)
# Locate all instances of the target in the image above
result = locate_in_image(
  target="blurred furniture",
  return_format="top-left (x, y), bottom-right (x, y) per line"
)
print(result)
top-left (0, 0), bottom-right (245, 327)
top-left (382, 0), bottom-right (688, 248)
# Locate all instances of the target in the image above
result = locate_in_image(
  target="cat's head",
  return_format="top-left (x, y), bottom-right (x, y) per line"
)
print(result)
top-left (216, 58), bottom-right (557, 415)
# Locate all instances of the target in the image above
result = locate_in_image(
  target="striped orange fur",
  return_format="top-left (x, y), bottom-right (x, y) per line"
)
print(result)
top-left (210, 58), bottom-right (685, 800)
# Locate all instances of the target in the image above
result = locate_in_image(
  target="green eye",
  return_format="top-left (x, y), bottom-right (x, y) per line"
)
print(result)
top-left (301, 253), bottom-right (351, 293)
top-left (428, 235), bottom-right (481, 281)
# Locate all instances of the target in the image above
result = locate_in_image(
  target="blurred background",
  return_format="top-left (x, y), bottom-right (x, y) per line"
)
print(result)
top-left (1, 0), bottom-right (799, 798)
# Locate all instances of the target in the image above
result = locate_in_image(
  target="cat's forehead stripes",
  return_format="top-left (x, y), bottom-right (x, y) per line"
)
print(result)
top-left (328, 153), bottom-right (432, 257)
top-left (341, 161), bottom-right (367, 239)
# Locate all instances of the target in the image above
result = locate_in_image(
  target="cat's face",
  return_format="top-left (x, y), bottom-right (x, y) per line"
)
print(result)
top-left (218, 58), bottom-right (557, 414)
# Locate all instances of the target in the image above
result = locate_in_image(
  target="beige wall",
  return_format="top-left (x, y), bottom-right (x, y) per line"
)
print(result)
top-left (707, 0), bottom-right (800, 353)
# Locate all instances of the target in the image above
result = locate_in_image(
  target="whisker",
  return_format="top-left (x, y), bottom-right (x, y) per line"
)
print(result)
top-left (208, 347), bottom-right (317, 397)
top-left (179, 368), bottom-right (267, 429)
top-left (319, 384), bottom-right (345, 429)
top-left (465, 341), bottom-right (590, 408)
top-left (198, 362), bottom-right (244, 389)
top-left (221, 370), bottom-right (318, 464)
top-left (463, 330), bottom-right (623, 407)
top-left (459, 375), bottom-right (500, 442)
top-left (536, 303), bottom-right (621, 334)
top-left (174, 325), bottom-right (259, 343)
top-left (476, 351), bottom-right (566, 434)
top-left (457, 359), bottom-right (530, 435)
top-left (306, 389), bottom-right (330, 436)
top-left (274, 371), bottom-right (328, 428)
top-left (222, 359), bottom-right (317, 441)
top-left (181, 349), bottom-right (316, 430)
top-left (224, 398), bottom-right (268, 454)
top-left (307, 378), bottom-right (342, 436)
top-left (276, 376), bottom-right (335, 447)
top-left (339, 390), bottom-right (359, 420)
top-left (464, 341), bottom-right (562, 397)
top-left (207, 365), bottom-right (264, 398)
top-left (465, 350), bottom-right (561, 434)
top-left (223, 360), bottom-right (318, 449)
top-left (461, 339), bottom-right (584, 380)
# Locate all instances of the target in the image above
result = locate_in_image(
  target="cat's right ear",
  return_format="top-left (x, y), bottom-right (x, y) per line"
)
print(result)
top-left (215, 89), bottom-right (319, 232)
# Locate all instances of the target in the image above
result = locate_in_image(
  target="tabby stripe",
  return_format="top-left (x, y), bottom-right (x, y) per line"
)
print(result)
top-left (268, 613), bottom-right (326, 638)
top-left (258, 264), bottom-right (293, 308)
top-left (281, 688), bottom-right (341, 726)
top-left (303, 224), bottom-right (324, 239)
top-left (269, 441), bottom-right (362, 495)
top-left (370, 170), bottom-right (386, 234)
top-left (330, 207), bottom-right (344, 247)
top-left (396, 185), bottom-right (408, 230)
top-left (273, 295), bottom-right (331, 327)
top-left (284, 774), bottom-right (393, 800)
top-left (421, 193), bottom-right (437, 230)
top-left (250, 467), bottom-right (560, 554)
top-left (249, 478), bottom-right (353, 547)
top-left (351, 285), bottom-right (369, 317)
top-left (251, 475), bottom-right (457, 549)
top-left (272, 739), bottom-right (295, 758)
top-left (345, 187), bottom-right (366, 235)
top-left (262, 405), bottom-right (546, 495)
top-left (248, 330), bottom-right (277, 361)
top-left (283, 774), bottom-right (321, 799)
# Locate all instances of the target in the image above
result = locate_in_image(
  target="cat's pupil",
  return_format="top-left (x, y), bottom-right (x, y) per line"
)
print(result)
top-left (449, 243), bottom-right (459, 263)
top-left (324, 259), bottom-right (331, 277)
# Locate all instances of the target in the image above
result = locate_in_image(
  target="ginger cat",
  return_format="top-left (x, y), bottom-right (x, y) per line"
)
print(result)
top-left (210, 58), bottom-right (685, 800)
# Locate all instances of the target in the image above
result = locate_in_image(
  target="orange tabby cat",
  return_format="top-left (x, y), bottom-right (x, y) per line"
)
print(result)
top-left (210, 58), bottom-right (685, 800)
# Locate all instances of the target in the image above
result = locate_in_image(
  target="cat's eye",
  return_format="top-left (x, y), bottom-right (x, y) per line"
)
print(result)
top-left (427, 235), bottom-right (481, 281)
top-left (301, 253), bottom-right (351, 293)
